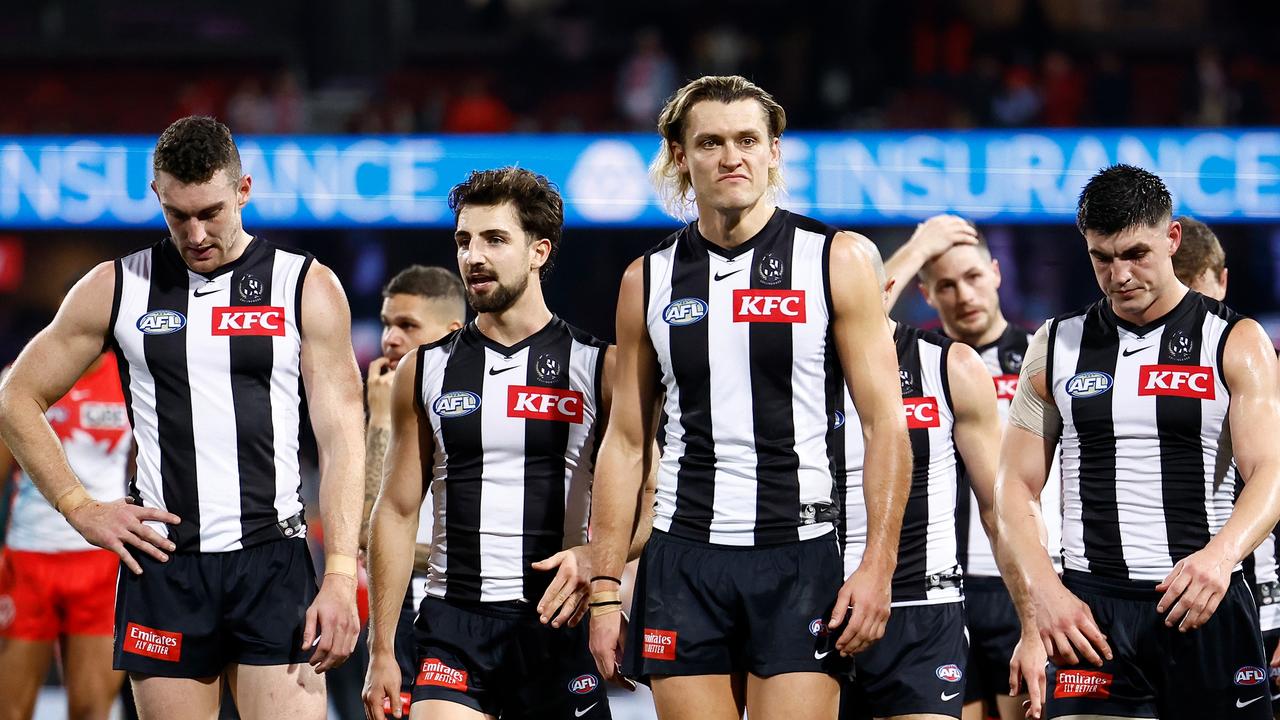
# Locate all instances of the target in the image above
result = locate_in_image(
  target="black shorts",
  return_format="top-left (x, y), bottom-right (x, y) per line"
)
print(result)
top-left (113, 538), bottom-right (317, 678)
top-left (962, 575), bottom-right (1020, 704)
top-left (1046, 570), bottom-right (1270, 720)
top-left (839, 602), bottom-right (968, 720)
top-left (623, 529), bottom-right (846, 681)
top-left (410, 596), bottom-right (610, 719)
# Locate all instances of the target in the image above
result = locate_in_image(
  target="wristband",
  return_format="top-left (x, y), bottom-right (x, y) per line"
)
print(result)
top-left (588, 589), bottom-right (621, 605)
top-left (54, 485), bottom-right (93, 516)
top-left (590, 602), bottom-right (623, 618)
top-left (324, 553), bottom-right (358, 579)
top-left (590, 575), bottom-right (622, 585)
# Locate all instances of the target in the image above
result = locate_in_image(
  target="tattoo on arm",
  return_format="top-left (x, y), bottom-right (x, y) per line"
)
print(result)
top-left (361, 426), bottom-right (390, 549)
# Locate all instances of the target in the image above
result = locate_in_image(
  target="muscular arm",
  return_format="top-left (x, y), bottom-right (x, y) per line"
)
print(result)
top-left (946, 343), bottom-right (1002, 551)
top-left (589, 259), bottom-right (661, 578)
top-left (594, 344), bottom-right (659, 562)
top-left (361, 415), bottom-right (391, 551)
top-left (300, 262), bottom-right (366, 567)
top-left (833, 232), bottom-right (911, 578)
top-left (298, 262), bottom-right (364, 671)
top-left (0, 263), bottom-right (178, 572)
top-left (367, 351), bottom-right (428, 655)
top-left (0, 263), bottom-right (114, 506)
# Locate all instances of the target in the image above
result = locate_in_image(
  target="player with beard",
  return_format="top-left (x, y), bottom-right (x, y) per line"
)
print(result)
top-left (364, 168), bottom-right (652, 720)
top-left (882, 216), bottom-right (1061, 720)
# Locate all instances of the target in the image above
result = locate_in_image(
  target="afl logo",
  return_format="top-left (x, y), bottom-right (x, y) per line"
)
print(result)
top-left (808, 618), bottom-right (828, 637)
top-left (1235, 666), bottom-right (1266, 686)
top-left (1066, 371), bottom-right (1113, 398)
top-left (567, 674), bottom-right (598, 694)
top-left (832, 410), bottom-right (846, 429)
top-left (432, 391), bottom-right (481, 418)
top-left (758, 253), bottom-right (785, 285)
top-left (136, 310), bottom-right (186, 335)
top-left (663, 298), bottom-right (707, 326)
top-left (935, 664), bottom-right (963, 683)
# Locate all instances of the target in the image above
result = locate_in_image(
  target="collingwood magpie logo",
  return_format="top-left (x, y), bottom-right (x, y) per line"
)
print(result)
top-left (758, 253), bottom-right (785, 286)
top-left (899, 369), bottom-right (915, 395)
top-left (1167, 330), bottom-right (1194, 362)
top-left (535, 353), bottom-right (562, 383)
top-left (238, 274), bottom-right (264, 303)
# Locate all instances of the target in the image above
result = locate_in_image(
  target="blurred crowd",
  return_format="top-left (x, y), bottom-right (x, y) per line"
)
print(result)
top-left (2, 0), bottom-right (1278, 136)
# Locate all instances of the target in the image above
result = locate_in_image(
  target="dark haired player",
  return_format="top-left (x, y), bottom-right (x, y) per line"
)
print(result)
top-left (999, 165), bottom-right (1280, 719)
top-left (0, 115), bottom-right (365, 718)
top-left (364, 167), bottom-right (651, 720)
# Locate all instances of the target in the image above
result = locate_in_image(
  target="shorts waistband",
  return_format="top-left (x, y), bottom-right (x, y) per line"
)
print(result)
top-left (651, 528), bottom-right (835, 551)
top-left (423, 595), bottom-right (536, 619)
top-left (1063, 569), bottom-right (1246, 601)
top-left (1257, 580), bottom-right (1280, 606)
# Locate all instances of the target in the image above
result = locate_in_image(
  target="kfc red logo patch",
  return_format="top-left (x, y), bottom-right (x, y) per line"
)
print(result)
top-left (212, 306), bottom-right (286, 336)
top-left (994, 374), bottom-right (1019, 401)
top-left (123, 622), bottom-right (183, 662)
top-left (1054, 670), bottom-right (1112, 699)
top-left (642, 629), bottom-right (677, 660)
top-left (904, 397), bottom-right (940, 429)
top-left (1137, 365), bottom-right (1214, 400)
top-left (416, 658), bottom-right (468, 691)
top-left (732, 289), bottom-right (806, 323)
top-left (507, 386), bottom-right (584, 423)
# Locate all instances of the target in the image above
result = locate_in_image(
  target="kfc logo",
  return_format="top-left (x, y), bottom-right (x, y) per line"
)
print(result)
top-left (508, 386), bottom-right (584, 423)
top-left (732, 289), bottom-right (806, 323)
top-left (1138, 365), bottom-right (1214, 400)
top-left (994, 374), bottom-right (1019, 401)
top-left (212, 306), bottom-right (285, 336)
top-left (904, 397), bottom-right (940, 429)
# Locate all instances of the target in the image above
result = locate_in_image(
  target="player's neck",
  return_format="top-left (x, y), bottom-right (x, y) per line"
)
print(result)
top-left (695, 199), bottom-right (775, 250)
top-left (475, 280), bottom-right (553, 348)
top-left (949, 314), bottom-right (1008, 348)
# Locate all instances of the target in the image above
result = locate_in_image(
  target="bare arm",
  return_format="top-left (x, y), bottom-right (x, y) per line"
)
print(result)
top-left (363, 349), bottom-right (428, 716)
top-left (595, 343), bottom-right (659, 563)
top-left (1156, 318), bottom-right (1280, 630)
top-left (883, 215), bottom-right (979, 308)
top-left (360, 356), bottom-right (394, 551)
top-left (0, 262), bottom-right (178, 573)
top-left (298, 261), bottom-right (365, 671)
top-left (946, 343), bottom-right (1002, 550)
top-left (829, 231), bottom-right (912, 654)
top-left (588, 258), bottom-right (661, 686)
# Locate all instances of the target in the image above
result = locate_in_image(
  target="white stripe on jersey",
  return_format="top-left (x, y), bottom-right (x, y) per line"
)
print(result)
top-left (477, 346), bottom-right (530, 599)
top-left (269, 252), bottom-right (307, 523)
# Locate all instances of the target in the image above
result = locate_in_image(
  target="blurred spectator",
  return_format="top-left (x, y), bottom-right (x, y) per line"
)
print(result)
top-left (616, 28), bottom-right (679, 131)
top-left (991, 64), bottom-right (1041, 126)
top-left (272, 69), bottom-right (307, 134)
top-left (226, 78), bottom-right (275, 134)
top-left (1189, 48), bottom-right (1234, 126)
top-left (1088, 51), bottom-right (1130, 125)
top-left (442, 76), bottom-right (515, 133)
top-left (1041, 50), bottom-right (1085, 126)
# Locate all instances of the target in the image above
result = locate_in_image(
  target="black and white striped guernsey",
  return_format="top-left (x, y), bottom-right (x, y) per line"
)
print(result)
top-left (958, 324), bottom-right (1062, 577)
top-left (837, 324), bottom-right (961, 604)
top-left (1048, 291), bottom-right (1241, 582)
top-left (110, 237), bottom-right (312, 553)
top-left (645, 209), bottom-right (841, 546)
top-left (416, 318), bottom-right (606, 604)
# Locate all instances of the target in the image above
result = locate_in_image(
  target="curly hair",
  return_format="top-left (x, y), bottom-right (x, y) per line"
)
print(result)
top-left (448, 167), bottom-right (564, 279)
top-left (153, 116), bottom-right (242, 184)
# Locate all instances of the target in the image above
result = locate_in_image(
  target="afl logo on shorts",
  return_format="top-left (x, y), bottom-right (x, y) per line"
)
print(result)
top-left (567, 674), bottom-right (598, 694)
top-left (808, 618), bottom-right (828, 637)
top-left (935, 664), bottom-right (963, 683)
top-left (663, 298), bottom-right (707, 326)
top-left (1066, 371), bottom-right (1112, 399)
top-left (432, 391), bottom-right (481, 418)
top-left (1235, 666), bottom-right (1267, 686)
top-left (136, 309), bottom-right (186, 335)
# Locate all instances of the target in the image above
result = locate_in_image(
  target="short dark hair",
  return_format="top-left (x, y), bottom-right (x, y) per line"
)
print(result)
top-left (447, 167), bottom-right (564, 279)
top-left (153, 116), bottom-right (242, 184)
top-left (1076, 164), bottom-right (1172, 237)
top-left (1172, 216), bottom-right (1226, 284)
top-left (918, 219), bottom-right (991, 284)
top-left (382, 265), bottom-right (466, 322)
